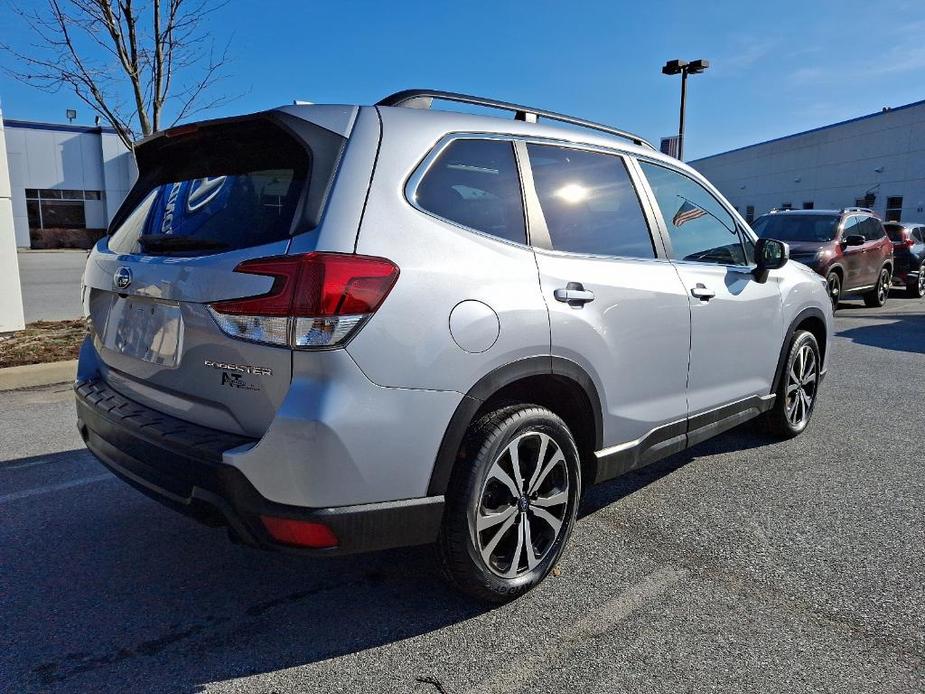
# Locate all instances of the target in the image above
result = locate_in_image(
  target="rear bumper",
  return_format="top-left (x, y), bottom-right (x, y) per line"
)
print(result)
top-left (75, 378), bottom-right (444, 554)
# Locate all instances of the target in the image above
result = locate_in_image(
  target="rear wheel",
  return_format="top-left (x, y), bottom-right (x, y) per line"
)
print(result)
top-left (825, 272), bottom-right (841, 311)
top-left (765, 330), bottom-right (821, 439)
top-left (437, 404), bottom-right (581, 603)
top-left (908, 269), bottom-right (925, 298)
top-left (863, 267), bottom-right (891, 307)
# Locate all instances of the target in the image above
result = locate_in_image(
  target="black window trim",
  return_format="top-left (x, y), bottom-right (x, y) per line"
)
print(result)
top-left (632, 156), bottom-right (756, 270)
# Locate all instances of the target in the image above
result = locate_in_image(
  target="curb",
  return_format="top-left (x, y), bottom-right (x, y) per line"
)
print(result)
top-left (0, 359), bottom-right (77, 391)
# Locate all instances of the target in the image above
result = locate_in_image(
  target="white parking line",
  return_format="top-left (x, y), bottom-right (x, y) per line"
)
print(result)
top-left (0, 457), bottom-right (80, 472)
top-left (468, 565), bottom-right (689, 694)
top-left (0, 474), bottom-right (115, 504)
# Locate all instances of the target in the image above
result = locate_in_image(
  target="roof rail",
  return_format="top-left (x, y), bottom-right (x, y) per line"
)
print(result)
top-left (841, 207), bottom-right (877, 215)
top-left (376, 89), bottom-right (655, 150)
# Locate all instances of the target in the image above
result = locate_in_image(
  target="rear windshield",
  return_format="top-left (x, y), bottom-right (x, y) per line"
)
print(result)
top-left (884, 224), bottom-right (906, 242)
top-left (109, 120), bottom-right (310, 255)
top-left (752, 214), bottom-right (838, 242)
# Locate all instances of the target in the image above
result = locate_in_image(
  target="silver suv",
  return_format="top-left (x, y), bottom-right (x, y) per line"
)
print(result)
top-left (75, 90), bottom-right (833, 602)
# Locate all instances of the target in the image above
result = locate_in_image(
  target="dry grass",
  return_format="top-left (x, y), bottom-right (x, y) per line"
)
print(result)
top-left (0, 320), bottom-right (85, 368)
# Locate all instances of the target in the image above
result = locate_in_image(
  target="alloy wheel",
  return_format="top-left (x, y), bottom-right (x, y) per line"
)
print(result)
top-left (877, 269), bottom-right (890, 304)
top-left (918, 270), bottom-right (924, 297)
top-left (785, 344), bottom-right (818, 428)
top-left (827, 274), bottom-right (840, 310)
top-left (475, 432), bottom-right (569, 578)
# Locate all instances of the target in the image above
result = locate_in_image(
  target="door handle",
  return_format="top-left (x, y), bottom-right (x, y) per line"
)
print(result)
top-left (690, 283), bottom-right (716, 301)
top-left (554, 283), bottom-right (595, 306)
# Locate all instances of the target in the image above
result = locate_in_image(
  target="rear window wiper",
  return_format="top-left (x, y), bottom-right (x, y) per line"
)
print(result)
top-left (138, 234), bottom-right (230, 252)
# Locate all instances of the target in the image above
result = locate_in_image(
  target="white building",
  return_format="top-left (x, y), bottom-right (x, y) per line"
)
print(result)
top-left (690, 99), bottom-right (925, 225)
top-left (2, 118), bottom-right (135, 248)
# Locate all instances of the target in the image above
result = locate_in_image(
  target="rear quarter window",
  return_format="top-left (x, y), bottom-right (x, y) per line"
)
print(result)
top-left (412, 138), bottom-right (526, 245)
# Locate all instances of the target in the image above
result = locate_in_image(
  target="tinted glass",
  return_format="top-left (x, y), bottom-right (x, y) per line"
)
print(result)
top-left (916, 228), bottom-right (925, 243)
top-left (885, 223), bottom-right (905, 242)
top-left (40, 200), bottom-right (85, 229)
top-left (842, 216), bottom-right (863, 240)
top-left (860, 217), bottom-right (884, 240)
top-left (26, 199), bottom-right (41, 228)
top-left (741, 232), bottom-right (756, 264)
top-left (527, 144), bottom-right (654, 257)
top-left (109, 120), bottom-right (311, 255)
top-left (752, 214), bottom-right (839, 242)
top-left (414, 139), bottom-right (525, 244)
top-left (640, 162), bottom-right (745, 265)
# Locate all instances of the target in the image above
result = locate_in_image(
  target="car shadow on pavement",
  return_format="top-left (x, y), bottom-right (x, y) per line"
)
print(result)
top-left (835, 312), bottom-right (925, 354)
top-left (2, 451), bottom-right (488, 693)
top-left (579, 425), bottom-right (774, 519)
top-left (4, 425), bottom-right (777, 692)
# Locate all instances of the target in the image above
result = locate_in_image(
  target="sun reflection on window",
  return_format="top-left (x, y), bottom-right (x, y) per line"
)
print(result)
top-left (553, 183), bottom-right (589, 204)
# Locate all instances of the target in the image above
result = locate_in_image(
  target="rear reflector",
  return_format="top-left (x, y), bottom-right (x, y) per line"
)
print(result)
top-left (208, 252), bottom-right (399, 349)
top-left (260, 516), bottom-right (339, 549)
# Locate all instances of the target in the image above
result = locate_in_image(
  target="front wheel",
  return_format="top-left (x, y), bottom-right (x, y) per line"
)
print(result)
top-left (863, 267), bottom-right (891, 307)
top-left (437, 404), bottom-right (582, 603)
top-left (825, 272), bottom-right (841, 311)
top-left (765, 330), bottom-right (821, 439)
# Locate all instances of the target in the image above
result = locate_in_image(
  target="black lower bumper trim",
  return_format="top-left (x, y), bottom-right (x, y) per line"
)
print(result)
top-left (75, 378), bottom-right (444, 555)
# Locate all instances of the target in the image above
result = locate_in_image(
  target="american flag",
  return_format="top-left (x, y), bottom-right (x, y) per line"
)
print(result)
top-left (672, 200), bottom-right (707, 227)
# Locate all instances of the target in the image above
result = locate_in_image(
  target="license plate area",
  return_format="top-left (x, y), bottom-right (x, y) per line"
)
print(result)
top-left (101, 296), bottom-right (183, 367)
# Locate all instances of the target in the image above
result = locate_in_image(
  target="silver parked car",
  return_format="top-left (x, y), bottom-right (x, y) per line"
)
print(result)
top-left (76, 90), bottom-right (833, 602)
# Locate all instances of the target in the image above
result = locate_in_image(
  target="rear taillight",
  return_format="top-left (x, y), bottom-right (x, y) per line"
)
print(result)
top-left (208, 252), bottom-right (399, 349)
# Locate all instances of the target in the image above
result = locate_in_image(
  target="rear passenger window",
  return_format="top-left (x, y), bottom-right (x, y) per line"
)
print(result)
top-left (413, 139), bottom-right (526, 244)
top-left (526, 144), bottom-right (654, 258)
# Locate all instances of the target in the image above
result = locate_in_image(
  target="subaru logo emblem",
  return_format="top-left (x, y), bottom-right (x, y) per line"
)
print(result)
top-left (113, 267), bottom-right (133, 290)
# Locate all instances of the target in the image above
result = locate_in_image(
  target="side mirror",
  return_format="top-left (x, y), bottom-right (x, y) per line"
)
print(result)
top-left (842, 234), bottom-right (865, 247)
top-left (753, 237), bottom-right (789, 283)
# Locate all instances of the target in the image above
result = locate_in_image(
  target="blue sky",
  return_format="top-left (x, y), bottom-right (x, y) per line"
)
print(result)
top-left (2, 0), bottom-right (924, 160)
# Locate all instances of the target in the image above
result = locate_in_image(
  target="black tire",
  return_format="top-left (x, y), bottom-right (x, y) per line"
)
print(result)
top-left (436, 404), bottom-right (582, 603)
top-left (825, 271), bottom-right (841, 311)
top-left (863, 267), bottom-right (891, 307)
top-left (765, 330), bottom-right (821, 439)
top-left (908, 268), bottom-right (925, 298)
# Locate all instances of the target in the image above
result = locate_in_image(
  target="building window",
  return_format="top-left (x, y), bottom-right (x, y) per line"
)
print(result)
top-left (781, 202), bottom-right (793, 210)
top-left (745, 205), bottom-right (755, 223)
top-left (885, 196), bottom-right (903, 222)
top-left (802, 201), bottom-right (814, 210)
top-left (24, 189), bottom-right (103, 229)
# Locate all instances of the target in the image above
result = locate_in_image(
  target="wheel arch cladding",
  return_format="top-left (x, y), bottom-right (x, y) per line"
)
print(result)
top-left (427, 357), bottom-right (603, 496)
top-left (772, 307), bottom-right (827, 394)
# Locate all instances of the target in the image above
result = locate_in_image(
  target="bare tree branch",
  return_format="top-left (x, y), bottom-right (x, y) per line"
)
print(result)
top-left (0, 0), bottom-right (236, 150)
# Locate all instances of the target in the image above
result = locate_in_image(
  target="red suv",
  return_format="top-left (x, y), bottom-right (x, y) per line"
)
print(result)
top-left (752, 208), bottom-right (893, 309)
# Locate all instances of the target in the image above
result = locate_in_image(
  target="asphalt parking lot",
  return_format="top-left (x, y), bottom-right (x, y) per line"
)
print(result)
top-left (16, 250), bottom-right (87, 322)
top-left (2, 296), bottom-right (923, 693)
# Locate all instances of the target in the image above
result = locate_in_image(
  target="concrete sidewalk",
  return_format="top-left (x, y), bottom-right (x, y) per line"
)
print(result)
top-left (0, 359), bottom-right (77, 391)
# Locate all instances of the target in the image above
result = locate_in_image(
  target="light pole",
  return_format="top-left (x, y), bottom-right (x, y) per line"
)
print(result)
top-left (661, 58), bottom-right (709, 160)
